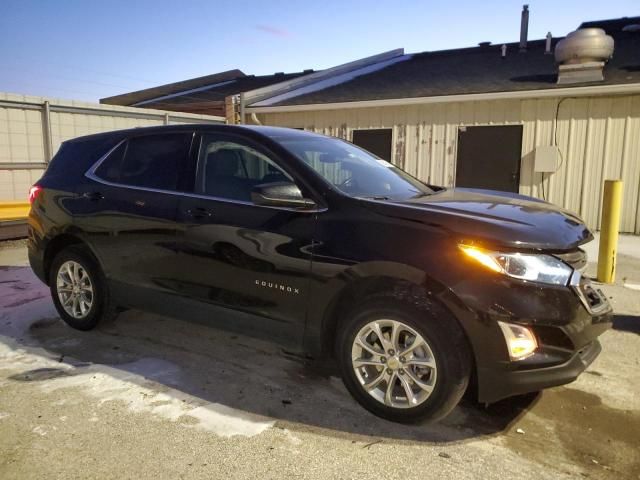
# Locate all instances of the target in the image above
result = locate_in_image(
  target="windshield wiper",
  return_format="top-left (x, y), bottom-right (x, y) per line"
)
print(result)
top-left (358, 195), bottom-right (391, 201)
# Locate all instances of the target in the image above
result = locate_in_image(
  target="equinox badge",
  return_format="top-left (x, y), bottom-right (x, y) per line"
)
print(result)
top-left (255, 279), bottom-right (300, 295)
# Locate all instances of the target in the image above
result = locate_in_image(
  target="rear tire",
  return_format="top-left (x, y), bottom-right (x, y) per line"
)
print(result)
top-left (49, 246), bottom-right (118, 331)
top-left (337, 294), bottom-right (471, 423)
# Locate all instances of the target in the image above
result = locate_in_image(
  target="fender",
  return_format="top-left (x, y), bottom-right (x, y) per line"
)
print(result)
top-left (303, 259), bottom-right (463, 357)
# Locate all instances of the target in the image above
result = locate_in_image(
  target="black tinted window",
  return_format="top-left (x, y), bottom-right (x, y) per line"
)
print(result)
top-left (47, 138), bottom-right (112, 177)
top-left (198, 136), bottom-right (292, 202)
top-left (95, 134), bottom-right (191, 191)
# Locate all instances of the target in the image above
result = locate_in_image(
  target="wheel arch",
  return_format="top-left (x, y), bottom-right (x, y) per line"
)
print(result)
top-left (43, 233), bottom-right (101, 284)
top-left (317, 264), bottom-right (479, 401)
top-left (317, 262), bottom-right (473, 358)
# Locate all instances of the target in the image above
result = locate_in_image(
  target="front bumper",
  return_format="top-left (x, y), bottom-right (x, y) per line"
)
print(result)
top-left (443, 265), bottom-right (613, 404)
top-left (477, 339), bottom-right (603, 403)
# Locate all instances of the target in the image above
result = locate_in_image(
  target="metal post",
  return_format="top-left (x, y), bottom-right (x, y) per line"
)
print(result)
top-left (597, 179), bottom-right (623, 283)
top-left (519, 5), bottom-right (529, 52)
top-left (42, 101), bottom-right (53, 162)
top-left (239, 93), bottom-right (246, 125)
top-left (164, 113), bottom-right (170, 125)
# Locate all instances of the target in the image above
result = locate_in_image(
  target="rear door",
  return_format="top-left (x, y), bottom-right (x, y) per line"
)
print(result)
top-left (172, 132), bottom-right (316, 345)
top-left (81, 132), bottom-right (195, 303)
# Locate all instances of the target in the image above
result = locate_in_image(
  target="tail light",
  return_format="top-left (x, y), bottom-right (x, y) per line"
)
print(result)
top-left (28, 185), bottom-right (43, 205)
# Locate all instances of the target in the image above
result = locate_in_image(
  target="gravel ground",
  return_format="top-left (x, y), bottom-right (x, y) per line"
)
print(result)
top-left (0, 239), bottom-right (639, 479)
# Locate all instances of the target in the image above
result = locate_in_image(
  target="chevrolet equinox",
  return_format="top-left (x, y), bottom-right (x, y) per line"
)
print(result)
top-left (28, 125), bottom-right (612, 423)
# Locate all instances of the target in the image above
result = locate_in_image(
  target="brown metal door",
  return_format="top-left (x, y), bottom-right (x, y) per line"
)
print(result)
top-left (455, 125), bottom-right (523, 193)
top-left (352, 129), bottom-right (392, 161)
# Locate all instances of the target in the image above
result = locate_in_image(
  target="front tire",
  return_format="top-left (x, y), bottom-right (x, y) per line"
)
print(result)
top-left (337, 295), bottom-right (471, 423)
top-left (49, 246), bottom-right (117, 331)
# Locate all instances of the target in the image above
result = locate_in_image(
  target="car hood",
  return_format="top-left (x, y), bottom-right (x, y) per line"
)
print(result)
top-left (363, 188), bottom-right (592, 251)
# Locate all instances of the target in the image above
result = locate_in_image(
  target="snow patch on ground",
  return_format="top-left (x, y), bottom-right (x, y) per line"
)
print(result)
top-left (0, 267), bottom-right (274, 439)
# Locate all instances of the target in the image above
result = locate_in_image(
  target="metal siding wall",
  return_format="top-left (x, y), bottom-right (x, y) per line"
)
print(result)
top-left (48, 111), bottom-right (160, 155)
top-left (622, 96), bottom-right (640, 233)
top-left (0, 101), bottom-right (46, 201)
top-left (259, 94), bottom-right (640, 233)
top-left (0, 92), bottom-right (223, 201)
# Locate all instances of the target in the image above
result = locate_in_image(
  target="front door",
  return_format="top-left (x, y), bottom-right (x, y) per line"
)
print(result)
top-left (455, 125), bottom-right (523, 193)
top-left (174, 133), bottom-right (316, 346)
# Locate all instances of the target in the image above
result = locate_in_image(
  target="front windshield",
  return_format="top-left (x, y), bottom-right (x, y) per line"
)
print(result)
top-left (279, 136), bottom-right (434, 200)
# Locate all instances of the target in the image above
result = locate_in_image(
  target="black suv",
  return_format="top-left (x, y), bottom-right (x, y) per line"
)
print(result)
top-left (28, 125), bottom-right (612, 423)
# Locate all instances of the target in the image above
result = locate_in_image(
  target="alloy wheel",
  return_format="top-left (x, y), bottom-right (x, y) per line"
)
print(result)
top-left (351, 319), bottom-right (437, 409)
top-left (56, 260), bottom-right (94, 319)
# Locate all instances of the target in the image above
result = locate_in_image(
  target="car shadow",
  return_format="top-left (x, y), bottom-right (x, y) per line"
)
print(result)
top-left (612, 314), bottom-right (640, 335)
top-left (1, 265), bottom-right (537, 445)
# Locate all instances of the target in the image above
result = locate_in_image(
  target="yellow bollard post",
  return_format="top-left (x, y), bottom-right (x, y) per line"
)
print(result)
top-left (597, 180), bottom-right (623, 284)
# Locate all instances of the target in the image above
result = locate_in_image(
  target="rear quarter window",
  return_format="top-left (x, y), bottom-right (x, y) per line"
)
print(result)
top-left (46, 137), bottom-right (116, 177)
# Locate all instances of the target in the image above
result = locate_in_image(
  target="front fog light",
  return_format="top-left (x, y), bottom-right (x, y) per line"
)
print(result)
top-left (498, 321), bottom-right (538, 361)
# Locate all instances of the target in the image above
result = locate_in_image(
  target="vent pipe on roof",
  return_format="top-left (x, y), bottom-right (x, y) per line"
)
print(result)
top-left (555, 28), bottom-right (614, 84)
top-left (519, 5), bottom-right (529, 52)
top-left (545, 32), bottom-right (553, 54)
top-left (501, 44), bottom-right (507, 58)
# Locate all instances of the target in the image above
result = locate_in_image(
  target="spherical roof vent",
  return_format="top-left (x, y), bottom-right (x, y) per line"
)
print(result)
top-left (555, 28), bottom-right (614, 65)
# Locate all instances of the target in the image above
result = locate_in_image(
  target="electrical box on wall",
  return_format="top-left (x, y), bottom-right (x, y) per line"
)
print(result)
top-left (534, 146), bottom-right (560, 173)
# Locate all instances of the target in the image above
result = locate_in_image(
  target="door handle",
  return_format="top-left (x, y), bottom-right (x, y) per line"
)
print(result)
top-left (82, 191), bottom-right (104, 201)
top-left (185, 207), bottom-right (213, 219)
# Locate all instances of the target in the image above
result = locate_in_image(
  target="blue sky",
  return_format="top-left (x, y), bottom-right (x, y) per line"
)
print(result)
top-left (1, 0), bottom-right (637, 102)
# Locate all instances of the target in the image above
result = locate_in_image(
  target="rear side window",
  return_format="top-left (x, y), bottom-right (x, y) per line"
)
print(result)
top-left (95, 133), bottom-right (192, 191)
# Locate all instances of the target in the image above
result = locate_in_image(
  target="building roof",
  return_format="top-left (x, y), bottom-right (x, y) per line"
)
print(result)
top-left (100, 69), bottom-right (314, 112)
top-left (138, 71), bottom-right (312, 109)
top-left (100, 69), bottom-right (245, 106)
top-left (256, 16), bottom-right (640, 107)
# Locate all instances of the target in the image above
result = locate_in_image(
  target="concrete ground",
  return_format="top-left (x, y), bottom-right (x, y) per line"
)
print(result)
top-left (0, 237), bottom-right (639, 480)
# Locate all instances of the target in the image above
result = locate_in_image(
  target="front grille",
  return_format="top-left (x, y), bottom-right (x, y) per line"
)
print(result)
top-left (556, 248), bottom-right (587, 272)
top-left (557, 249), bottom-right (610, 314)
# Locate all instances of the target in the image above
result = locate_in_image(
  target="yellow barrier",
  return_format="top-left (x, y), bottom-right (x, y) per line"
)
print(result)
top-left (597, 180), bottom-right (623, 284)
top-left (0, 201), bottom-right (30, 222)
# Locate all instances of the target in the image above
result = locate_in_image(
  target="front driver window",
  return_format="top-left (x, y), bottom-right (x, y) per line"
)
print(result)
top-left (197, 136), bottom-right (293, 202)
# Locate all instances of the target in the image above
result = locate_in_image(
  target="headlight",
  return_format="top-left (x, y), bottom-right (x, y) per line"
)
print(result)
top-left (459, 244), bottom-right (572, 286)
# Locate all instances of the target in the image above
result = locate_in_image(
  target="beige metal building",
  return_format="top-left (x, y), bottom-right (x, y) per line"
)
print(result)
top-left (0, 92), bottom-right (224, 201)
top-left (243, 16), bottom-right (640, 233)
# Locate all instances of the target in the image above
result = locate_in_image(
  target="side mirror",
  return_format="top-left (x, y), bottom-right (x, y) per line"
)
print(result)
top-left (251, 182), bottom-right (317, 209)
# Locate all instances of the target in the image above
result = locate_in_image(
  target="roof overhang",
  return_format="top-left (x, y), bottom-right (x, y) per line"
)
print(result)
top-left (100, 69), bottom-right (244, 106)
top-left (246, 82), bottom-right (640, 114)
